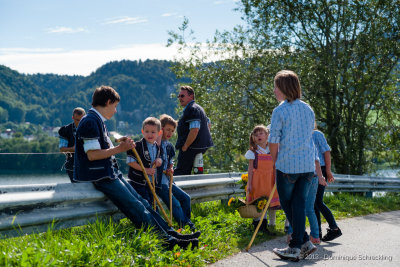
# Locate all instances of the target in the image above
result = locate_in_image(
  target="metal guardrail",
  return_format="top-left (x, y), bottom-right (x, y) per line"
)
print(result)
top-left (0, 172), bottom-right (399, 238)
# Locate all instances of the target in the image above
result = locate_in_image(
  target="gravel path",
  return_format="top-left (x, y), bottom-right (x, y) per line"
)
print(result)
top-left (211, 210), bottom-right (400, 266)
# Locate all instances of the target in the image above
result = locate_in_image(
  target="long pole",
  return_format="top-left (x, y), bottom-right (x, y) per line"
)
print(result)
top-left (168, 172), bottom-right (173, 221)
top-left (151, 164), bottom-right (156, 210)
top-left (246, 184), bottom-right (277, 251)
top-left (130, 148), bottom-right (173, 226)
top-left (114, 134), bottom-right (171, 223)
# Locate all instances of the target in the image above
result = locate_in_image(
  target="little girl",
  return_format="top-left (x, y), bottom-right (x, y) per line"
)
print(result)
top-left (245, 125), bottom-right (280, 234)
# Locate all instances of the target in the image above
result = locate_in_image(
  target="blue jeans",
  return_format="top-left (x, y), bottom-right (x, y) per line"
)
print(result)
top-left (93, 175), bottom-right (174, 242)
top-left (276, 169), bottom-right (313, 249)
top-left (287, 176), bottom-right (319, 239)
top-left (156, 183), bottom-right (194, 228)
top-left (130, 182), bottom-right (154, 207)
top-left (314, 166), bottom-right (338, 232)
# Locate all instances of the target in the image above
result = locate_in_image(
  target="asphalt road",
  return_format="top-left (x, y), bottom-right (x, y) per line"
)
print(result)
top-left (211, 210), bottom-right (400, 267)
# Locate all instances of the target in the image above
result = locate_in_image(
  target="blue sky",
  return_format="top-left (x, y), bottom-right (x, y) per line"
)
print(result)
top-left (0, 0), bottom-right (244, 75)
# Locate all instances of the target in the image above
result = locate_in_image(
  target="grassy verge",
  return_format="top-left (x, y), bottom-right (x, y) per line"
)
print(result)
top-left (1, 192), bottom-right (399, 266)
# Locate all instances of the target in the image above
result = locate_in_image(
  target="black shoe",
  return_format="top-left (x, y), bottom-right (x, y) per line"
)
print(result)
top-left (164, 238), bottom-right (198, 250)
top-left (322, 228), bottom-right (342, 242)
top-left (168, 230), bottom-right (201, 240)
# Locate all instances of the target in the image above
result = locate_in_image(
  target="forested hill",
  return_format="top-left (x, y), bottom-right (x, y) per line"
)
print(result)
top-left (0, 59), bottom-right (180, 133)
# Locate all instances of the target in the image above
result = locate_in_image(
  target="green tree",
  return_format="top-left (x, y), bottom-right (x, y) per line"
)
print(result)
top-left (0, 107), bottom-right (8, 122)
top-left (168, 0), bottom-right (400, 174)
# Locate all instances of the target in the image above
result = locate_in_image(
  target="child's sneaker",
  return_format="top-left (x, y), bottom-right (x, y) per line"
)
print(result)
top-left (322, 228), bottom-right (342, 242)
top-left (310, 236), bottom-right (321, 244)
top-left (273, 247), bottom-right (300, 262)
top-left (299, 241), bottom-right (317, 259)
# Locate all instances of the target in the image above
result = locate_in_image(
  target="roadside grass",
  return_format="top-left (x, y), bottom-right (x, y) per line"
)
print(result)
top-left (1, 192), bottom-right (399, 266)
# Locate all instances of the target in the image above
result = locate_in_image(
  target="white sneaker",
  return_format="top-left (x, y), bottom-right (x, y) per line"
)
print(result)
top-left (300, 241), bottom-right (317, 259)
top-left (272, 247), bottom-right (300, 262)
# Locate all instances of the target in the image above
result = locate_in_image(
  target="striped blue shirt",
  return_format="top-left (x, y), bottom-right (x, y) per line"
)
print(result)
top-left (312, 130), bottom-right (331, 167)
top-left (268, 99), bottom-right (315, 174)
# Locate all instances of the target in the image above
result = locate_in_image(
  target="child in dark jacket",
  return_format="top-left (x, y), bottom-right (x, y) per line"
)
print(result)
top-left (156, 114), bottom-right (197, 231)
top-left (126, 117), bottom-right (163, 207)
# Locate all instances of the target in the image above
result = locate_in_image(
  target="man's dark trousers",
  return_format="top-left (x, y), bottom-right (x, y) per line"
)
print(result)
top-left (174, 148), bottom-right (206, 175)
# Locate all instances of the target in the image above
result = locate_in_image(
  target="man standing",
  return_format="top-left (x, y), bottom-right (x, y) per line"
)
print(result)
top-left (174, 85), bottom-right (213, 175)
top-left (59, 107), bottom-right (85, 182)
top-left (73, 86), bottom-right (199, 250)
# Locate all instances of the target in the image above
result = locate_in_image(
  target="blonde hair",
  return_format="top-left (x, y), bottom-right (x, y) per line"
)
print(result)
top-left (249, 125), bottom-right (270, 152)
top-left (274, 70), bottom-right (301, 102)
top-left (142, 117), bottom-right (161, 131)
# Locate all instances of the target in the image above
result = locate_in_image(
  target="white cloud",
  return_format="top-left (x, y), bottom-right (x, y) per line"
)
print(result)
top-left (161, 13), bottom-right (178, 17)
top-left (0, 43), bottom-right (240, 76)
top-left (47, 26), bottom-right (87, 34)
top-left (0, 44), bottom-right (180, 76)
top-left (103, 16), bottom-right (147, 25)
top-left (0, 48), bottom-right (65, 54)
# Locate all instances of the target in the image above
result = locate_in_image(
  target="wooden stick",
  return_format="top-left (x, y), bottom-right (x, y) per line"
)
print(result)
top-left (151, 164), bottom-right (156, 210)
top-left (245, 184), bottom-right (277, 251)
top-left (130, 147), bottom-right (173, 226)
top-left (168, 172), bottom-right (173, 221)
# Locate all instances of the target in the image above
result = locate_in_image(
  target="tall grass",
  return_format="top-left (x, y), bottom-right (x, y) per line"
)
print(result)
top-left (1, 192), bottom-right (399, 266)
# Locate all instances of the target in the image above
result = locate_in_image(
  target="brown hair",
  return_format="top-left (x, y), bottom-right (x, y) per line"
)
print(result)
top-left (92, 86), bottom-right (120, 107)
top-left (180, 85), bottom-right (195, 98)
top-left (159, 114), bottom-right (177, 128)
top-left (249, 125), bottom-right (270, 152)
top-left (274, 70), bottom-right (301, 102)
top-left (72, 107), bottom-right (85, 116)
top-left (142, 117), bottom-right (161, 131)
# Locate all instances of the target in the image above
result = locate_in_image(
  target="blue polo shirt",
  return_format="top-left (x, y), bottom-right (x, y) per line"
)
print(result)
top-left (312, 130), bottom-right (331, 167)
top-left (268, 99), bottom-right (315, 174)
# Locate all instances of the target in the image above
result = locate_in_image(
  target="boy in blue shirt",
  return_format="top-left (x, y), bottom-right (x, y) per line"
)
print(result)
top-left (156, 114), bottom-right (197, 231)
top-left (269, 70), bottom-right (317, 261)
top-left (126, 117), bottom-right (163, 207)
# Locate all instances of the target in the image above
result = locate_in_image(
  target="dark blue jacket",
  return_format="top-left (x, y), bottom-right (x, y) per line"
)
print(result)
top-left (58, 122), bottom-right (76, 171)
top-left (73, 109), bottom-right (119, 182)
top-left (161, 140), bottom-right (175, 170)
top-left (175, 101), bottom-right (214, 151)
top-left (127, 138), bottom-right (163, 189)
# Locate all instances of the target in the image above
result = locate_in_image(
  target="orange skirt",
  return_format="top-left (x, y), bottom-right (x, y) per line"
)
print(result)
top-left (247, 154), bottom-right (280, 208)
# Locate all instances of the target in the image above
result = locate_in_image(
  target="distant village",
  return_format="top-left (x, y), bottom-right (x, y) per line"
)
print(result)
top-left (0, 125), bottom-right (60, 141)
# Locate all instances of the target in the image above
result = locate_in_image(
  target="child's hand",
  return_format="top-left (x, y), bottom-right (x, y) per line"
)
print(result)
top-left (246, 183), bottom-right (252, 195)
top-left (154, 158), bottom-right (162, 167)
top-left (318, 176), bottom-right (327, 186)
top-left (118, 137), bottom-right (135, 152)
top-left (166, 168), bottom-right (174, 175)
top-left (146, 168), bottom-right (156, 176)
top-left (326, 171), bottom-right (335, 183)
